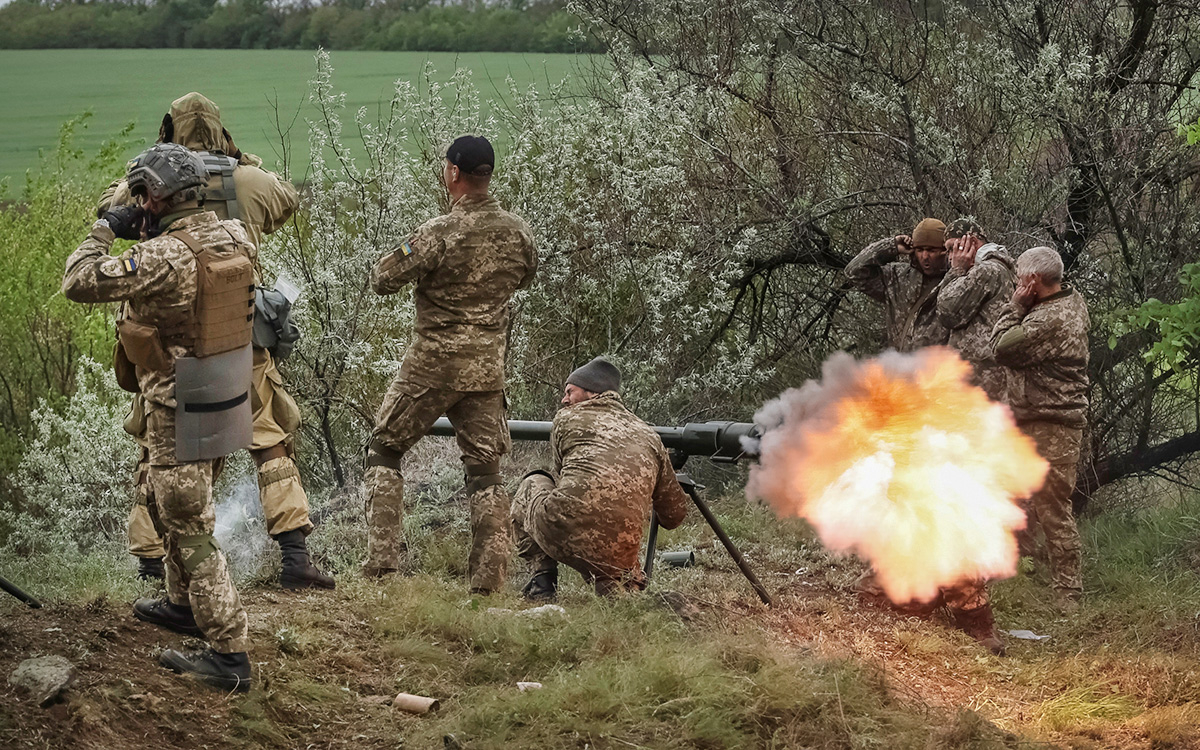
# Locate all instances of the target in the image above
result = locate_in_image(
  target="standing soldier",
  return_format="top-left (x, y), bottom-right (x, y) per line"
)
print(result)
top-left (100, 92), bottom-right (332, 590)
top-left (991, 246), bottom-right (1090, 611)
top-left (845, 218), bottom-right (951, 351)
top-left (936, 219), bottom-right (1017, 402)
top-left (365, 135), bottom-right (538, 592)
top-left (512, 358), bottom-right (689, 599)
top-left (64, 144), bottom-right (254, 691)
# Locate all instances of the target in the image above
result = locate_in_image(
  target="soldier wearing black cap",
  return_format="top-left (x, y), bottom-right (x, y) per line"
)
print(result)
top-left (364, 135), bottom-right (539, 593)
top-left (511, 357), bottom-right (690, 600)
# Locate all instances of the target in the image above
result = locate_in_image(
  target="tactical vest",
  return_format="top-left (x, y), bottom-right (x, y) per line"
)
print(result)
top-left (160, 227), bottom-right (255, 357)
top-left (117, 223), bottom-right (255, 371)
top-left (196, 151), bottom-right (241, 222)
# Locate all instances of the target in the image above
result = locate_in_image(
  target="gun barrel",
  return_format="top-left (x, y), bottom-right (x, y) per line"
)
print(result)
top-left (429, 417), bottom-right (758, 462)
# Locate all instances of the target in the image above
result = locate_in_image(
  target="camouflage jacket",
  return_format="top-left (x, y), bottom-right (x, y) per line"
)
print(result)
top-left (98, 93), bottom-right (298, 250)
top-left (845, 237), bottom-right (949, 351)
top-left (62, 211), bottom-right (256, 409)
top-left (548, 392), bottom-right (689, 573)
top-left (371, 193), bottom-right (538, 391)
top-left (990, 285), bottom-right (1090, 427)
top-left (936, 244), bottom-right (1016, 401)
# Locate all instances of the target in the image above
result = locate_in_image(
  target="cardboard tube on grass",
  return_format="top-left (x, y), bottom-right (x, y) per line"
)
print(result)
top-left (393, 692), bottom-right (439, 714)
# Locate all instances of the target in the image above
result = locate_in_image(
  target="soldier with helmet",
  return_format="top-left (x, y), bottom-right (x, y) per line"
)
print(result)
top-left (364, 135), bottom-right (538, 592)
top-left (99, 92), bottom-right (332, 591)
top-left (64, 143), bottom-right (255, 691)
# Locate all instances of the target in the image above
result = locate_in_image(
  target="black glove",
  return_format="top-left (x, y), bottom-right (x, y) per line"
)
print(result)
top-left (101, 205), bottom-right (146, 241)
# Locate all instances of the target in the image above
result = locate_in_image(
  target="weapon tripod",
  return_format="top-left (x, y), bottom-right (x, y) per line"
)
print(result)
top-left (1, 575), bottom-right (42, 608)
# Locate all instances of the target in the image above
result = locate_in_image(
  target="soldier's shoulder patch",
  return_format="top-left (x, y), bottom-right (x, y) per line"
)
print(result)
top-left (397, 240), bottom-right (414, 257)
top-left (99, 256), bottom-right (137, 278)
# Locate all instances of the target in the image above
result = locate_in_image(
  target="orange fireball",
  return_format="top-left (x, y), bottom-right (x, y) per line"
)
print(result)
top-left (748, 348), bottom-right (1047, 604)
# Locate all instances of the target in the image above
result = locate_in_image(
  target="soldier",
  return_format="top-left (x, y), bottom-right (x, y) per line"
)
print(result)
top-left (936, 218), bottom-right (1017, 402)
top-left (64, 144), bottom-right (254, 691)
top-left (365, 135), bottom-right (538, 592)
top-left (512, 358), bottom-right (689, 599)
top-left (100, 92), bottom-right (332, 590)
top-left (991, 246), bottom-right (1090, 611)
top-left (845, 218), bottom-right (950, 351)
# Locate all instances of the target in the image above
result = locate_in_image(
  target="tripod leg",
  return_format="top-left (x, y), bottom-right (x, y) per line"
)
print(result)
top-left (643, 514), bottom-right (660, 577)
top-left (685, 488), bottom-right (773, 606)
top-left (0, 575), bottom-right (43, 609)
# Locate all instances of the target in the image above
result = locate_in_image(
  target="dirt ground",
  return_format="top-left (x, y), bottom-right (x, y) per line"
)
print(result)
top-left (0, 575), bottom-right (1190, 750)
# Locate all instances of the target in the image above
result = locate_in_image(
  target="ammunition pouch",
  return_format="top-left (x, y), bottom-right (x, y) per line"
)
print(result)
top-left (113, 341), bottom-right (140, 394)
top-left (174, 345), bottom-right (253, 462)
top-left (464, 461), bottom-right (503, 494)
top-left (177, 533), bottom-right (221, 574)
top-left (117, 317), bottom-right (169, 373)
top-left (252, 286), bottom-right (302, 360)
top-left (365, 439), bottom-right (403, 471)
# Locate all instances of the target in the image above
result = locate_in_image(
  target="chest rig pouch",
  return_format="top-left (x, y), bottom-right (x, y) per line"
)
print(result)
top-left (169, 228), bottom-right (256, 461)
top-left (197, 152), bottom-right (241, 222)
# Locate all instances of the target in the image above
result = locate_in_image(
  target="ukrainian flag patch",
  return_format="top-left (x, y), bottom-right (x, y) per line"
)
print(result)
top-left (122, 257), bottom-right (138, 274)
top-left (399, 240), bottom-right (414, 257)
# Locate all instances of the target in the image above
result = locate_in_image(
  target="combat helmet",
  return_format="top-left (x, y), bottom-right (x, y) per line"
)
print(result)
top-left (126, 143), bottom-right (208, 204)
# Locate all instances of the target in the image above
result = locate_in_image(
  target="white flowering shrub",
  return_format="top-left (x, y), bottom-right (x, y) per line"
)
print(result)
top-left (2, 357), bottom-right (136, 555)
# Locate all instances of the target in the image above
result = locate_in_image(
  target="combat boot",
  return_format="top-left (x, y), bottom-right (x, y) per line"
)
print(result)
top-left (951, 604), bottom-right (1006, 656)
top-left (273, 530), bottom-right (335, 590)
top-left (136, 556), bottom-right (165, 581)
top-left (133, 597), bottom-right (204, 638)
top-left (159, 647), bottom-right (251, 693)
top-left (521, 566), bottom-right (558, 602)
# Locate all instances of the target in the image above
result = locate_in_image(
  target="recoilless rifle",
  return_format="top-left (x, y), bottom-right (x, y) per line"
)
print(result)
top-left (430, 418), bottom-right (773, 605)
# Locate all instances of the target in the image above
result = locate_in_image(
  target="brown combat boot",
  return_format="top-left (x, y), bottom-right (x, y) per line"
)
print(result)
top-left (274, 530), bottom-right (335, 590)
top-left (951, 603), bottom-right (1006, 656)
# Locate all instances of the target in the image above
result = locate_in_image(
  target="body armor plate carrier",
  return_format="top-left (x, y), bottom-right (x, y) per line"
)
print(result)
top-left (197, 152), bottom-right (241, 222)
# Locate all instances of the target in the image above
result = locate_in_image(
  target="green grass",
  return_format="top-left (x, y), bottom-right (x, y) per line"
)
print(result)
top-left (0, 49), bottom-right (589, 190)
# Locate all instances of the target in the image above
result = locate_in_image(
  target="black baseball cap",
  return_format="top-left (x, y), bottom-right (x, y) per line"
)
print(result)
top-left (446, 135), bottom-right (495, 176)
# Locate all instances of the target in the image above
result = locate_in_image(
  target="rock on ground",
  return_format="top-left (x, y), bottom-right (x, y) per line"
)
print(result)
top-left (9, 655), bottom-right (76, 708)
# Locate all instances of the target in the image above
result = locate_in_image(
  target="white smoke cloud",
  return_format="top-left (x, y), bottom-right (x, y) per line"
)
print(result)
top-left (214, 472), bottom-right (271, 582)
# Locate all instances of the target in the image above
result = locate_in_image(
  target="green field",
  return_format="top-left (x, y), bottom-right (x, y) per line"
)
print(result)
top-left (0, 49), bottom-right (586, 190)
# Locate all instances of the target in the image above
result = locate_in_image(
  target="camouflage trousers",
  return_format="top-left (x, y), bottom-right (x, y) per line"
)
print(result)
top-left (144, 402), bottom-right (250, 654)
top-left (852, 569), bottom-right (989, 613)
top-left (513, 473), bottom-right (647, 595)
top-left (126, 348), bottom-right (312, 558)
top-left (1018, 420), bottom-right (1084, 596)
top-left (365, 377), bottom-right (511, 592)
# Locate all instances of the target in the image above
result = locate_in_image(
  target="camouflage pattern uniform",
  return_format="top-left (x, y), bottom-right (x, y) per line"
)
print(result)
top-left (845, 238), bottom-right (949, 351)
top-left (62, 212), bottom-right (251, 653)
top-left (99, 93), bottom-right (310, 559)
top-left (936, 244), bottom-right (1017, 402)
top-left (366, 193), bottom-right (538, 591)
top-left (512, 392), bottom-right (689, 593)
top-left (992, 286), bottom-right (1090, 598)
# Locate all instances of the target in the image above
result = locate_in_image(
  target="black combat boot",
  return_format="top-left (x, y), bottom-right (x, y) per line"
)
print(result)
top-left (951, 603), bottom-right (1006, 656)
top-left (136, 556), bottom-right (165, 581)
top-left (274, 530), bottom-right (336, 590)
top-left (521, 565), bottom-right (558, 602)
top-left (133, 597), bottom-right (204, 638)
top-left (159, 647), bottom-right (251, 693)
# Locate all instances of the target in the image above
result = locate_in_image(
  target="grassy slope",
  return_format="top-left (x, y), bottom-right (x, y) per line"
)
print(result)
top-left (0, 49), bottom-right (586, 189)
top-left (3, 494), bottom-right (1200, 749)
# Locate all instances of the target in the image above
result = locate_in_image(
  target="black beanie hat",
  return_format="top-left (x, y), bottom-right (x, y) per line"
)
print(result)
top-left (446, 135), bottom-right (494, 176)
top-left (566, 357), bottom-right (621, 394)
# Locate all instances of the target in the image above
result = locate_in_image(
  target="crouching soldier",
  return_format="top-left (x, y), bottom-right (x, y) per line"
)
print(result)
top-left (64, 144), bottom-right (255, 691)
top-left (513, 358), bottom-right (690, 599)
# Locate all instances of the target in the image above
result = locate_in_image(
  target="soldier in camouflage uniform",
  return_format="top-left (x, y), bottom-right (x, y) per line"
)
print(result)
top-left (365, 135), bottom-right (538, 592)
top-left (64, 144), bottom-right (252, 691)
top-left (512, 358), bottom-right (689, 599)
top-left (845, 218), bottom-right (951, 351)
top-left (100, 93), bottom-right (332, 591)
top-left (991, 246), bottom-right (1090, 611)
top-left (936, 219), bottom-right (1017, 402)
